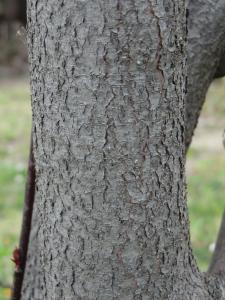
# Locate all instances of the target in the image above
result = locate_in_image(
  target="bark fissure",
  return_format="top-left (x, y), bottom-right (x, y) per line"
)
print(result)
top-left (149, 1), bottom-right (165, 94)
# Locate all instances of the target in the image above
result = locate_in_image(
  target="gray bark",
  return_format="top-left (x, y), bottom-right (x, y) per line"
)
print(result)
top-left (21, 0), bottom-right (225, 299)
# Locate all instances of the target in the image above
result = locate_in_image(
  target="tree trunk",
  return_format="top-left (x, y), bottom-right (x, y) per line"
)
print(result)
top-left (0, 0), bottom-right (26, 25)
top-left (21, 0), bottom-right (225, 299)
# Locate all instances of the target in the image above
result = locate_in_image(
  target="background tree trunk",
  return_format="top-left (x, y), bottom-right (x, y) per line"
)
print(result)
top-left (20, 0), bottom-right (225, 299)
top-left (1, 0), bottom-right (26, 24)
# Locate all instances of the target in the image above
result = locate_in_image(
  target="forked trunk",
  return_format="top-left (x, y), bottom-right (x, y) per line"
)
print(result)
top-left (20, 0), bottom-right (225, 299)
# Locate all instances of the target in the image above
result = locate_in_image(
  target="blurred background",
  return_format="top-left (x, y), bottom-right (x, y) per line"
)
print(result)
top-left (0, 9), bottom-right (225, 300)
top-left (0, 13), bottom-right (31, 299)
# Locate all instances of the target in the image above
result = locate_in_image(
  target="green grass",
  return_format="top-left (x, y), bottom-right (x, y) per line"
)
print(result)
top-left (186, 78), bottom-right (225, 271)
top-left (0, 78), bottom-right (225, 298)
top-left (187, 155), bottom-right (225, 271)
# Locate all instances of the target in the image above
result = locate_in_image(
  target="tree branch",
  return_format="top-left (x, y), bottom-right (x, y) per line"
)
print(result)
top-left (186, 0), bottom-right (225, 150)
top-left (11, 138), bottom-right (35, 300)
top-left (186, 0), bottom-right (225, 277)
top-left (214, 52), bottom-right (225, 79)
top-left (208, 209), bottom-right (225, 274)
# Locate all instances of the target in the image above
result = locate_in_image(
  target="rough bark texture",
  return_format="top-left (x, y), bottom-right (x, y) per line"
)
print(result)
top-left (21, 0), bottom-right (225, 299)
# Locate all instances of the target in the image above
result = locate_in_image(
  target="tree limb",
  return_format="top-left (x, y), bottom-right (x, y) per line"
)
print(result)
top-left (214, 52), bottom-right (225, 79)
top-left (186, 0), bottom-right (225, 276)
top-left (186, 0), bottom-right (225, 150)
top-left (11, 138), bottom-right (35, 300)
top-left (208, 209), bottom-right (225, 274)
